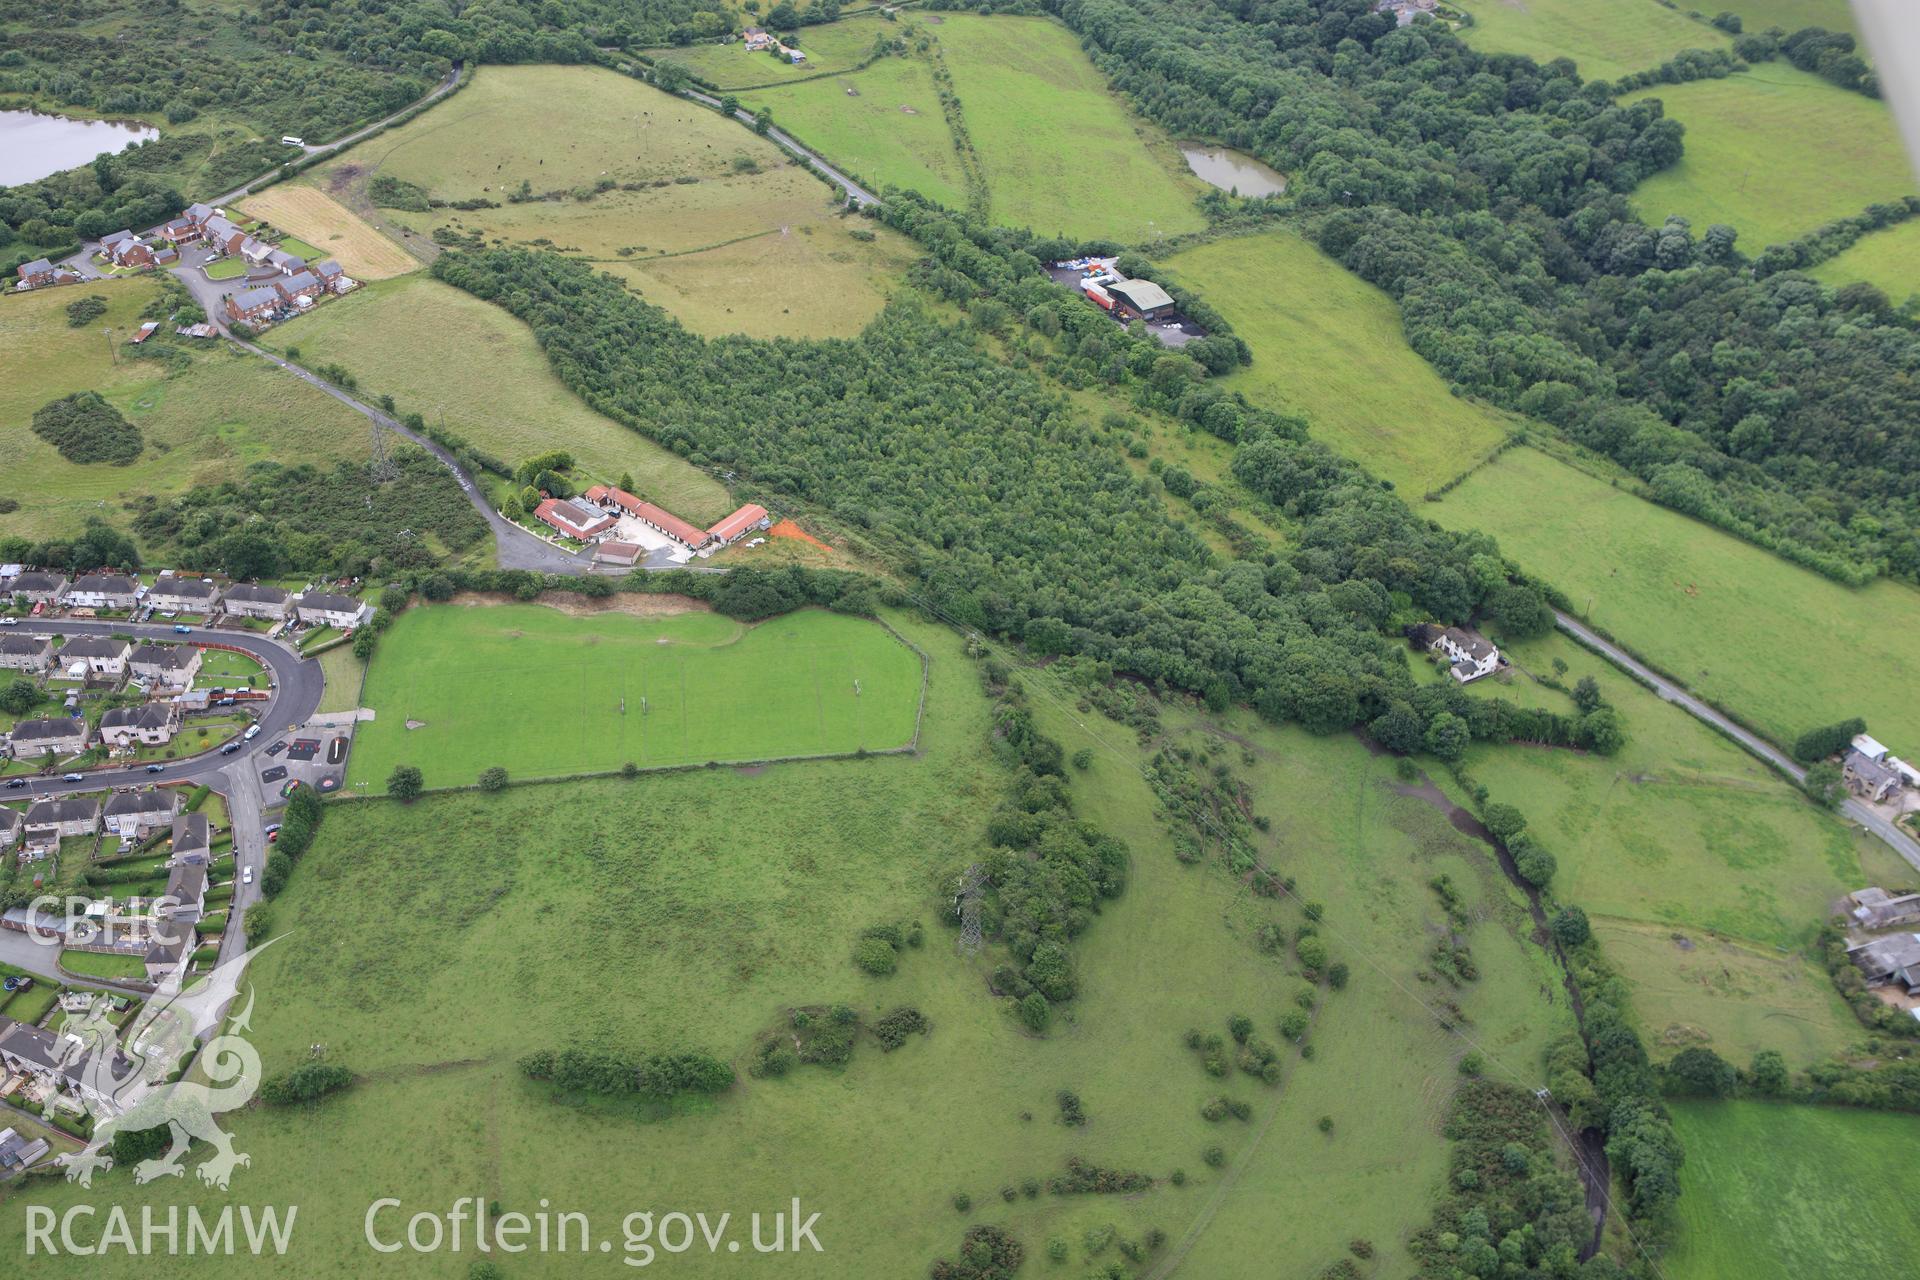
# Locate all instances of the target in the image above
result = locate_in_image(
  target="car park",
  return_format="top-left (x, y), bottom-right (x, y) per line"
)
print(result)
top-left (266, 741), bottom-right (287, 756)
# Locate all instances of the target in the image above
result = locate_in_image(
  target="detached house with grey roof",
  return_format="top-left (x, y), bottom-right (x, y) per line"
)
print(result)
top-left (294, 592), bottom-right (367, 628)
top-left (225, 285), bottom-right (280, 323)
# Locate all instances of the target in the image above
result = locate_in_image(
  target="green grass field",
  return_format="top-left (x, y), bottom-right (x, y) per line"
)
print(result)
top-left (1668, 1102), bottom-right (1920, 1279)
top-left (0, 613), bottom-right (1572, 1278)
top-left (1456, 628), bottom-right (1904, 1065)
top-left (1723, 0), bottom-right (1858, 37)
top-left (313, 643), bottom-right (366, 714)
top-left (1457, 0), bottom-right (1729, 81)
top-left (1809, 217), bottom-right (1920, 305)
top-left (57, 949), bottom-right (148, 981)
top-left (258, 275), bottom-right (730, 516)
top-left (654, 17), bottom-right (895, 89)
top-left (1164, 230), bottom-right (1517, 493)
top-left (345, 604), bottom-right (924, 787)
top-left (1432, 445), bottom-right (1920, 749)
top-left (193, 648), bottom-right (265, 687)
top-left (742, 55), bottom-right (969, 208)
top-left (0, 281), bottom-right (370, 542)
top-left (1626, 66), bottom-right (1916, 249)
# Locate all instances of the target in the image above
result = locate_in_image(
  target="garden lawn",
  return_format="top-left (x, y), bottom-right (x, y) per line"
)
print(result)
top-left (57, 949), bottom-right (148, 981)
top-left (1625, 65), bottom-right (1916, 249)
top-left (1809, 217), bottom-right (1920, 305)
top-left (1667, 1102), bottom-right (1920, 1280)
top-left (193, 648), bottom-right (266, 687)
top-left (0, 285), bottom-right (369, 543)
top-left (313, 643), bottom-right (366, 714)
top-left (1429, 444), bottom-right (1920, 749)
top-left (654, 17), bottom-right (894, 88)
top-left (203, 257), bottom-right (248, 280)
top-left (0, 613), bottom-right (1567, 1279)
top-left (257, 276), bottom-right (730, 520)
top-left (345, 603), bottom-right (923, 788)
top-left (1164, 229), bottom-right (1517, 493)
top-left (932, 15), bottom-right (1205, 242)
top-left (1455, 0), bottom-right (1728, 82)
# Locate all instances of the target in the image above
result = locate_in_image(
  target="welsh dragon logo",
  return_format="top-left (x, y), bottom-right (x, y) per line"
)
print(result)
top-left (57, 937), bottom-right (279, 1190)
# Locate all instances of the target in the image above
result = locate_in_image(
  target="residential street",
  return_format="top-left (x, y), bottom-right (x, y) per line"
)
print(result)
top-left (1555, 611), bottom-right (1920, 872)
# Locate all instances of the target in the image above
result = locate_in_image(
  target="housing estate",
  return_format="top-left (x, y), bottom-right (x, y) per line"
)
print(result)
top-left (1847, 887), bottom-right (1920, 932)
top-left (534, 496), bottom-right (618, 543)
top-left (145, 816), bottom-right (210, 980)
top-left (55, 636), bottom-right (131, 677)
top-left (103, 789), bottom-right (180, 842)
top-left (128, 642), bottom-right (201, 689)
top-left (0, 634), bottom-right (53, 673)
top-left (99, 703), bottom-right (182, 749)
top-left (146, 574), bottom-right (220, 614)
top-left (7, 572), bottom-right (68, 605)
top-left (22, 796), bottom-right (100, 855)
top-left (294, 592), bottom-right (367, 629)
top-left (65, 574), bottom-right (139, 612)
top-left (1430, 626), bottom-right (1501, 683)
top-left (8, 717), bottom-right (90, 761)
top-left (220, 582), bottom-right (292, 620)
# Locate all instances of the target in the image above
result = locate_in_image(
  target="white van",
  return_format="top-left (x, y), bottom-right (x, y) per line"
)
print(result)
top-left (280, 135), bottom-right (304, 147)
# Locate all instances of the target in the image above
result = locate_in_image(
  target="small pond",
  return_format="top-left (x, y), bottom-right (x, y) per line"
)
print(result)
top-left (1180, 144), bottom-right (1287, 198)
top-left (0, 109), bottom-right (158, 187)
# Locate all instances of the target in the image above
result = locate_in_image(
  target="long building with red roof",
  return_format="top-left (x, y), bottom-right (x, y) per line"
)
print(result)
top-left (584, 484), bottom-right (712, 549)
top-left (534, 496), bottom-right (617, 542)
top-left (708, 503), bottom-right (770, 546)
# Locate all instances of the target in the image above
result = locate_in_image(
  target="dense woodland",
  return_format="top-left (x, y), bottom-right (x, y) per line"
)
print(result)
top-left (1050, 0), bottom-right (1920, 582)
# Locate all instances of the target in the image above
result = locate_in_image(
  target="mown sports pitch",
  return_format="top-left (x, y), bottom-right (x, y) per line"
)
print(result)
top-left (345, 604), bottom-right (923, 787)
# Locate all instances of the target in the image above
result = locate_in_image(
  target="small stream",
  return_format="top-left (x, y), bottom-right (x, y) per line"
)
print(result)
top-left (1386, 764), bottom-right (1611, 1260)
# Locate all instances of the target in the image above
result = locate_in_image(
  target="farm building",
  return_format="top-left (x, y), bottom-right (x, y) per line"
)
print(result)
top-left (584, 484), bottom-right (712, 549)
top-left (743, 26), bottom-right (775, 50)
top-left (99, 703), bottom-right (182, 749)
top-left (66, 573), bottom-right (139, 611)
top-left (1106, 278), bottom-right (1176, 320)
top-left (128, 643), bottom-right (201, 689)
top-left (103, 789), bottom-right (180, 841)
top-left (294, 592), bottom-right (368, 629)
top-left (0, 634), bottom-right (53, 672)
top-left (1847, 887), bottom-right (1920, 932)
top-left (56, 636), bottom-right (131, 676)
top-left (221, 582), bottom-right (292, 619)
top-left (7, 572), bottom-right (68, 604)
top-left (592, 541), bottom-right (645, 568)
top-left (146, 573), bottom-right (220, 614)
top-left (1431, 626), bottom-right (1501, 683)
top-left (1849, 933), bottom-right (1920, 994)
top-left (709, 503), bottom-right (771, 546)
top-left (534, 496), bottom-right (619, 543)
top-left (10, 717), bottom-right (90, 761)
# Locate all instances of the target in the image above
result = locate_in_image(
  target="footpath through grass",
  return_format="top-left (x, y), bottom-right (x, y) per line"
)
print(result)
top-left (345, 603), bottom-right (924, 788)
top-left (1164, 229), bottom-right (1516, 494)
top-left (1431, 444), bottom-right (1920, 750)
top-left (1625, 66), bottom-right (1915, 250)
top-left (1667, 1101), bottom-right (1920, 1280)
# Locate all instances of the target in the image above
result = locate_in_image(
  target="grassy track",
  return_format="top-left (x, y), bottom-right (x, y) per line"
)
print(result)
top-left (344, 604), bottom-right (924, 787)
top-left (1809, 217), bottom-right (1920, 304)
top-left (0, 613), bottom-right (1567, 1278)
top-left (1457, 0), bottom-right (1730, 81)
top-left (1668, 1102), bottom-right (1920, 1279)
top-left (933, 15), bottom-right (1205, 242)
top-left (1625, 66), bottom-right (1915, 249)
top-left (0, 282), bottom-right (369, 542)
top-left (1164, 230), bottom-right (1516, 493)
top-left (654, 17), bottom-right (894, 88)
top-left (1456, 628), bottom-right (1904, 1066)
top-left (257, 275), bottom-right (729, 516)
top-left (742, 56), bottom-right (969, 209)
top-left (1431, 445), bottom-right (1920, 749)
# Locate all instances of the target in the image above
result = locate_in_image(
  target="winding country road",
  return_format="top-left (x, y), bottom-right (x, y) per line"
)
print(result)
top-left (1555, 611), bottom-right (1920, 871)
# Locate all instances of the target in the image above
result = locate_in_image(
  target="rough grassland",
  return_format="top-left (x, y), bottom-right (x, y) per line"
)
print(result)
top-left (1668, 1102), bottom-right (1920, 1280)
top-left (0, 284), bottom-right (368, 542)
top-left (0, 615), bottom-right (1566, 1279)
top-left (742, 56), bottom-right (969, 209)
top-left (934, 15), bottom-right (1206, 243)
top-left (654, 17), bottom-right (894, 89)
top-left (1723, 0), bottom-right (1858, 37)
top-left (1456, 0), bottom-right (1729, 82)
top-left (237, 184), bottom-right (418, 279)
top-left (1456, 629), bottom-right (1903, 1065)
top-left (1165, 230), bottom-right (1516, 493)
top-left (1626, 66), bottom-right (1915, 249)
top-left (1809, 217), bottom-right (1920, 305)
top-left (345, 604), bottom-right (923, 787)
top-left (1433, 446), bottom-right (1920, 748)
top-left (327, 64), bottom-right (908, 338)
top-left (256, 275), bottom-right (728, 517)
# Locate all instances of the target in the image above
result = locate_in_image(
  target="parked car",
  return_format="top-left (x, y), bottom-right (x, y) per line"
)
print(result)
top-left (242, 866), bottom-right (254, 885)
top-left (215, 697), bottom-right (236, 706)
top-left (243, 725), bottom-right (261, 740)
top-left (0, 617), bottom-right (15, 626)
top-left (220, 742), bottom-right (242, 755)
top-left (145, 763), bottom-right (164, 773)
top-left (62, 772), bottom-right (84, 782)
top-left (4, 778), bottom-right (25, 789)
top-left (172, 624), bottom-right (191, 634)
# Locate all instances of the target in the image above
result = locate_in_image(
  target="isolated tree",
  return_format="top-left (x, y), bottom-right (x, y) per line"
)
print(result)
top-left (1571, 676), bottom-right (1603, 714)
top-left (1748, 1049), bottom-right (1788, 1096)
top-left (386, 764), bottom-right (424, 802)
top-left (478, 766), bottom-right (509, 792)
top-left (1664, 1047), bottom-right (1736, 1098)
top-left (1549, 906), bottom-right (1590, 949)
